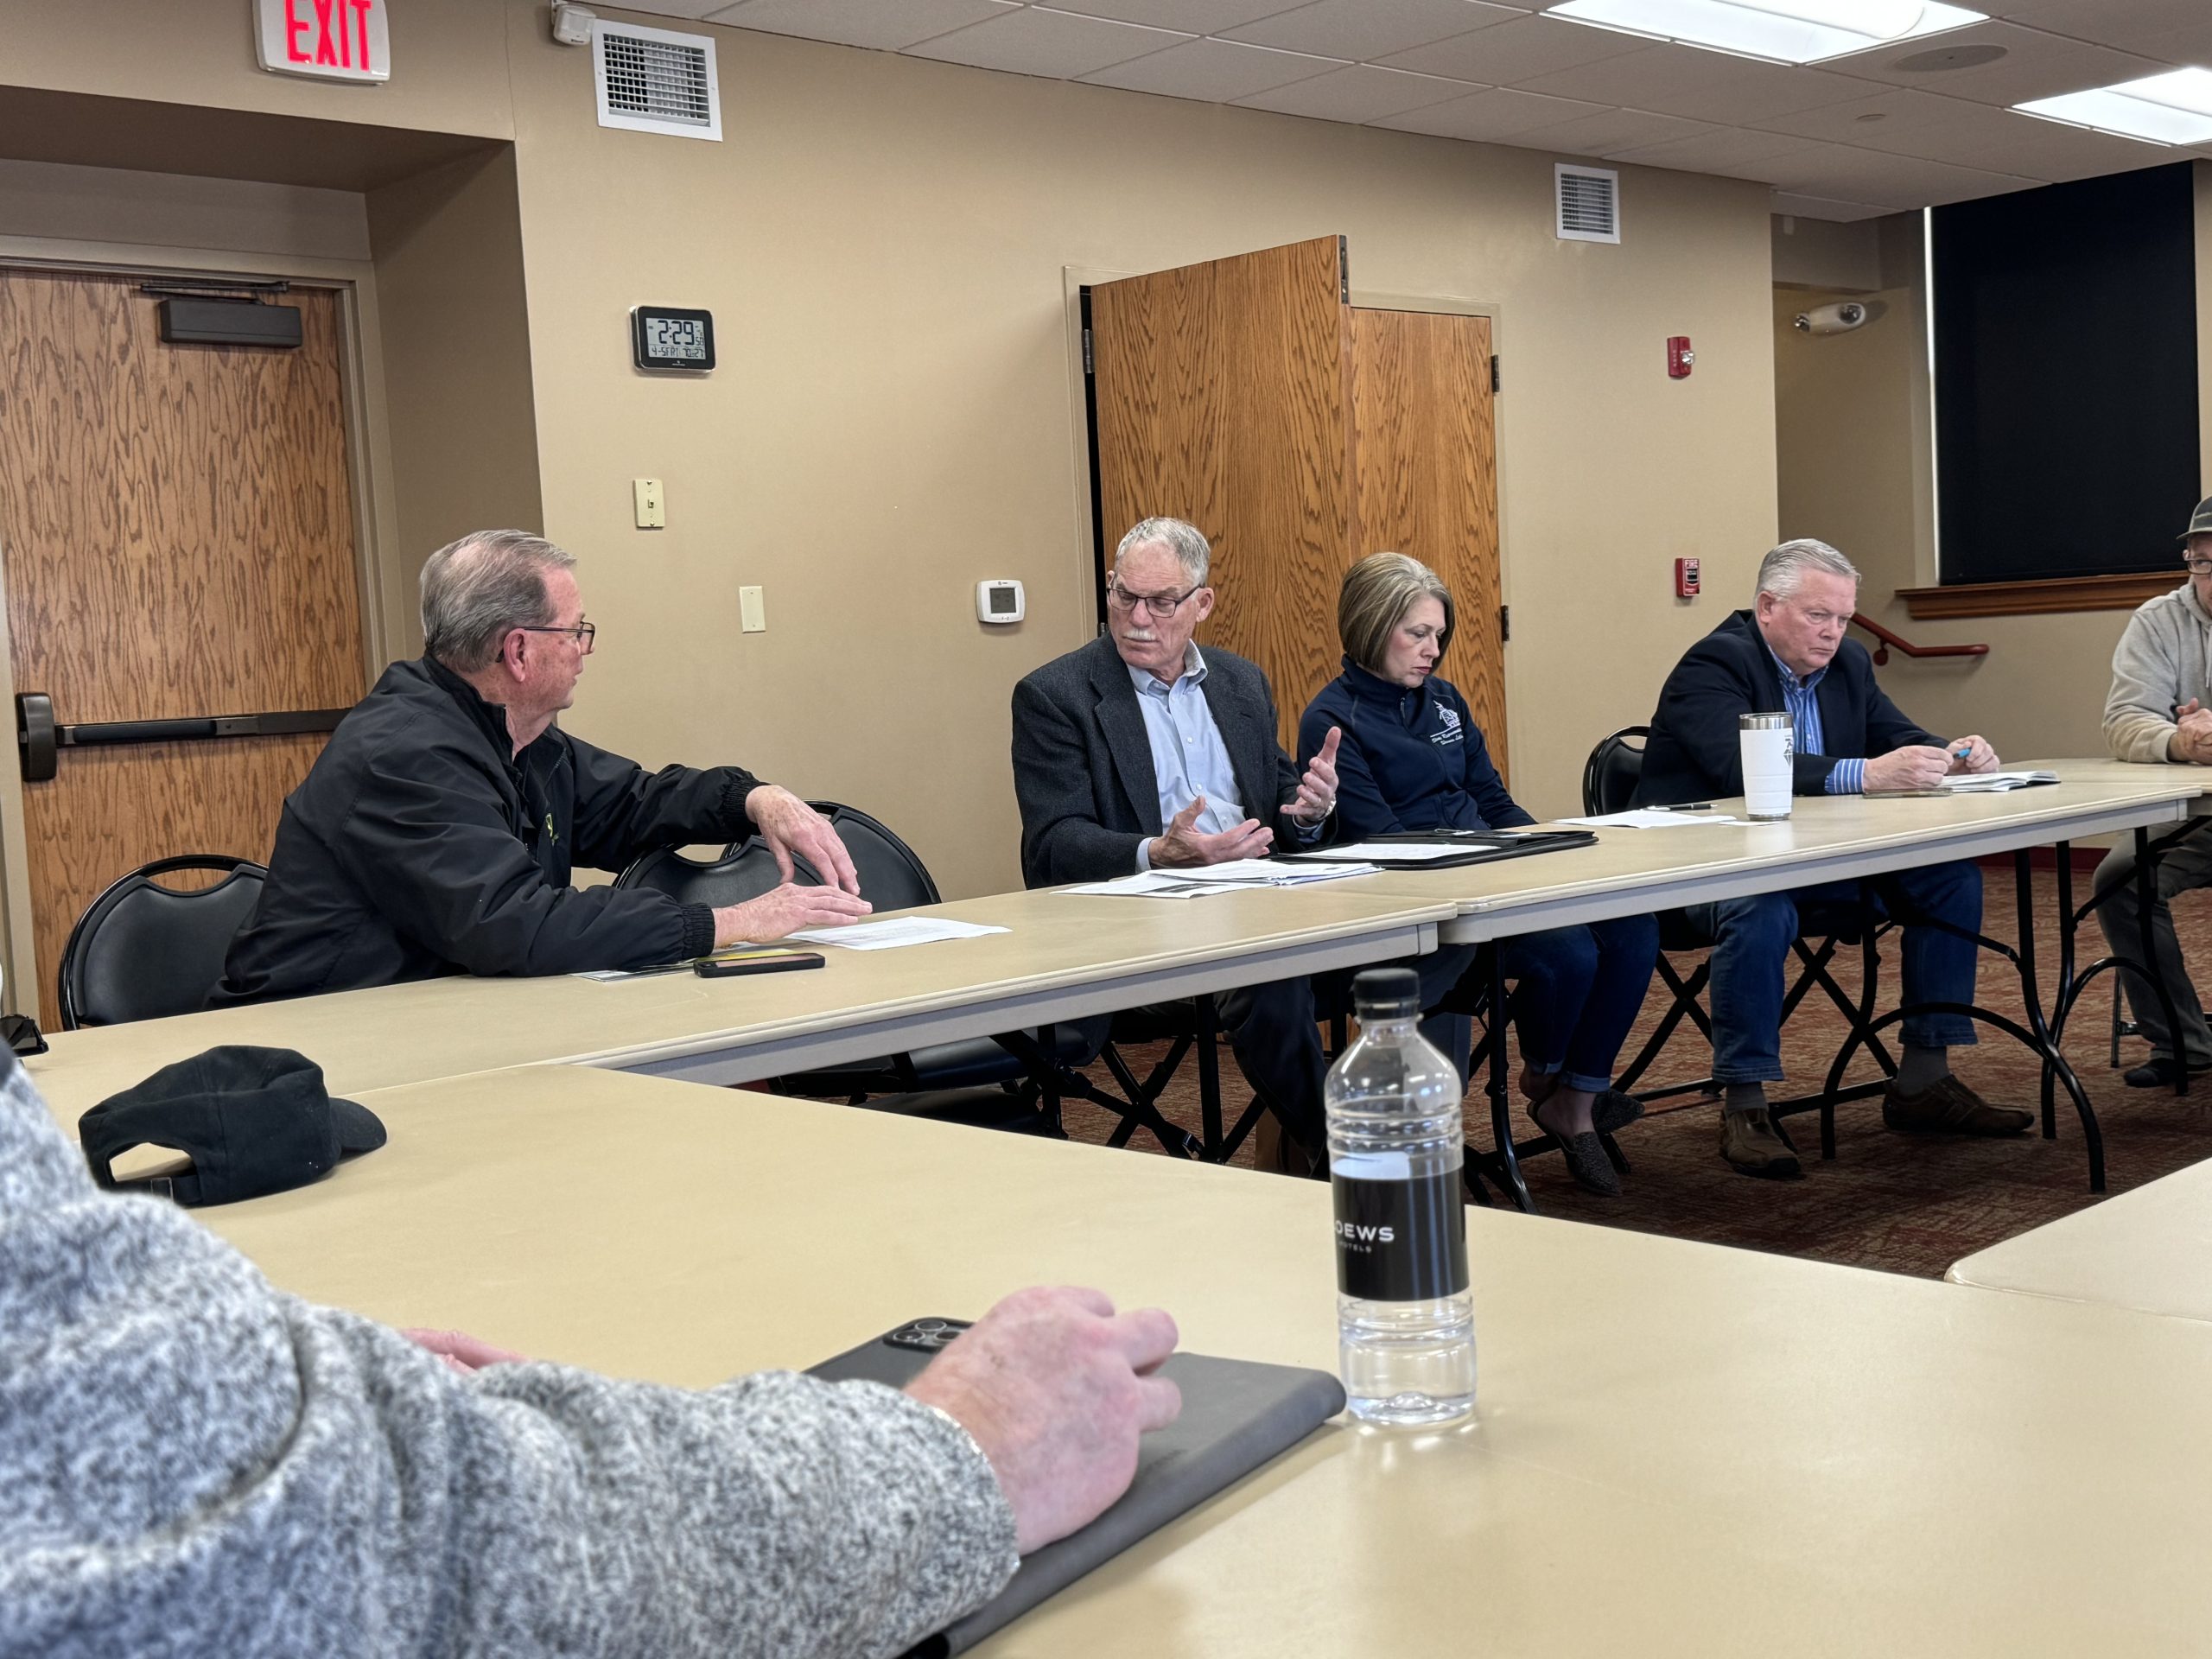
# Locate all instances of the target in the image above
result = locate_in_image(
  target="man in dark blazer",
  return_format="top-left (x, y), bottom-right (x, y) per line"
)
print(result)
top-left (1011, 517), bottom-right (1342, 1173)
top-left (1637, 537), bottom-right (2031, 1178)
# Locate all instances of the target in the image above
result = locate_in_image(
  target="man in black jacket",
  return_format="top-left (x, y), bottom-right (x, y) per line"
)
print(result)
top-left (1010, 517), bottom-right (1340, 1172)
top-left (1636, 538), bottom-right (2030, 1177)
top-left (217, 530), bottom-right (869, 1004)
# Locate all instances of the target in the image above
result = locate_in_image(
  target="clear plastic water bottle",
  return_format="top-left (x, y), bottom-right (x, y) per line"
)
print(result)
top-left (1327, 966), bottom-right (1475, 1426)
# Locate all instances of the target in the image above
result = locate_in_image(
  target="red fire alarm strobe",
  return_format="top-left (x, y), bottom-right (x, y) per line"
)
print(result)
top-left (1667, 336), bottom-right (1694, 378)
top-left (1675, 556), bottom-right (1700, 599)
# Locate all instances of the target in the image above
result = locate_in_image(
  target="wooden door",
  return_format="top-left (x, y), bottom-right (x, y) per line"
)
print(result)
top-left (0, 270), bottom-right (366, 1027)
top-left (1089, 236), bottom-right (1356, 753)
top-left (1349, 307), bottom-right (1506, 778)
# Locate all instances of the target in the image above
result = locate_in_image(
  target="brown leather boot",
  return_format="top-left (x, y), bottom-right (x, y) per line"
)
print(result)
top-left (1882, 1075), bottom-right (2033, 1135)
top-left (1719, 1107), bottom-right (1802, 1179)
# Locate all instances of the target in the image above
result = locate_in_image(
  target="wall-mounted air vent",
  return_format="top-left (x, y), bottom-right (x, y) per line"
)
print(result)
top-left (1555, 164), bottom-right (1619, 245)
top-left (594, 20), bottom-right (721, 142)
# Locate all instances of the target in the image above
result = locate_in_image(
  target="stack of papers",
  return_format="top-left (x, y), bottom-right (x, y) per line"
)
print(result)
top-left (1939, 770), bottom-right (2059, 794)
top-left (1560, 810), bottom-right (1745, 829)
top-left (787, 918), bottom-right (1007, 950)
top-left (1065, 860), bottom-right (1380, 899)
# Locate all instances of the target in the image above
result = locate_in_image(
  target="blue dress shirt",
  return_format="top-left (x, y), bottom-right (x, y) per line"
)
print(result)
top-left (1128, 645), bottom-right (1319, 870)
top-left (1763, 643), bottom-right (1865, 795)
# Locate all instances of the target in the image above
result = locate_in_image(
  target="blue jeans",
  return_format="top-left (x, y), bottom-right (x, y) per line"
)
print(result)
top-left (1684, 861), bottom-right (1981, 1086)
top-left (1395, 915), bottom-right (1659, 1094)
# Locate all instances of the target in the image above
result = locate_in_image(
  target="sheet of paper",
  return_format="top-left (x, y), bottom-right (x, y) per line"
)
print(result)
top-left (1559, 810), bottom-right (1746, 829)
top-left (1939, 770), bottom-right (2058, 793)
top-left (1290, 841), bottom-right (1477, 862)
top-left (1166, 859), bottom-right (1378, 884)
top-left (786, 918), bottom-right (1008, 950)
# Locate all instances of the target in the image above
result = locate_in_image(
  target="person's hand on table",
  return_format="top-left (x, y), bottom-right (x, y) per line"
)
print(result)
top-left (747, 785), bottom-right (862, 895)
top-left (1148, 797), bottom-right (1273, 868)
top-left (713, 883), bottom-right (871, 946)
top-left (1946, 734), bottom-right (1999, 774)
top-left (404, 1327), bottom-right (526, 1376)
top-left (2172, 700), bottom-right (2212, 764)
top-left (1865, 745), bottom-right (1952, 792)
top-left (1290, 727), bottom-right (1340, 826)
top-left (905, 1286), bottom-right (1182, 1555)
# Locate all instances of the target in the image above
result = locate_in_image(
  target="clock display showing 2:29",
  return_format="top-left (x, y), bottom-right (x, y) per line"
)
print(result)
top-left (631, 305), bottom-right (715, 372)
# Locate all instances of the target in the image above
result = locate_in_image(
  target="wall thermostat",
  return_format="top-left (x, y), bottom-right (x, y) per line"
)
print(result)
top-left (632, 305), bottom-right (715, 372)
top-left (976, 579), bottom-right (1025, 624)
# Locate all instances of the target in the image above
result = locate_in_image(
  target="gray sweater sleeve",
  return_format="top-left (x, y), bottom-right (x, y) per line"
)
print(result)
top-left (0, 1058), bottom-right (1018, 1659)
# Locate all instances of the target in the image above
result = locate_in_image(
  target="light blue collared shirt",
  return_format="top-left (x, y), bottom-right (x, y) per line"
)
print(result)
top-left (1764, 642), bottom-right (1865, 795)
top-left (1130, 646), bottom-right (1246, 871)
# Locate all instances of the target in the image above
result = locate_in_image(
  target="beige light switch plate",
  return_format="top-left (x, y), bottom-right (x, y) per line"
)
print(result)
top-left (739, 585), bottom-right (766, 632)
top-left (632, 477), bottom-right (665, 529)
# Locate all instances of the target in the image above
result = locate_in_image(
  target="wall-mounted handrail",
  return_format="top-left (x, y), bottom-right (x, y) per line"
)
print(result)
top-left (1847, 613), bottom-right (1988, 666)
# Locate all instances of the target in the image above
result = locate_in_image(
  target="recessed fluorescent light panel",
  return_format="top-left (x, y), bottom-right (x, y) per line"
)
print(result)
top-left (1543, 0), bottom-right (1984, 66)
top-left (2014, 68), bottom-right (2212, 147)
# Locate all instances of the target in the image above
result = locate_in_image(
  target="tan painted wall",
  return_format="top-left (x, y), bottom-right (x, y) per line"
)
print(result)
top-left (365, 144), bottom-right (543, 656)
top-left (2, 0), bottom-right (1781, 897)
top-left (1776, 162), bottom-right (2212, 772)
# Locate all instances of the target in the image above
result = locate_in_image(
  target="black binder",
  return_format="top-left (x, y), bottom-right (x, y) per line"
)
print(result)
top-left (1275, 827), bottom-right (1599, 871)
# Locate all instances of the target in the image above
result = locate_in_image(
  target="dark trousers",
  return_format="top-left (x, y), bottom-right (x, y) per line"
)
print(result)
top-left (1350, 914), bottom-right (1660, 1095)
top-left (1683, 860), bottom-right (1981, 1087)
top-left (2094, 826), bottom-right (2212, 1066)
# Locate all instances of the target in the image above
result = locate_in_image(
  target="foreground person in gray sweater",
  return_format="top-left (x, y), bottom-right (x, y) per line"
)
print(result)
top-left (0, 1055), bottom-right (1181, 1657)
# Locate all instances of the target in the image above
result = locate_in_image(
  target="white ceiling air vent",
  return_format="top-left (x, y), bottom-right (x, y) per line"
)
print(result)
top-left (594, 19), bottom-right (721, 142)
top-left (1555, 163), bottom-right (1620, 245)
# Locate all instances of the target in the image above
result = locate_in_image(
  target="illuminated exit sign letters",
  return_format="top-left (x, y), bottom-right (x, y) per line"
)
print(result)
top-left (256, 0), bottom-right (391, 84)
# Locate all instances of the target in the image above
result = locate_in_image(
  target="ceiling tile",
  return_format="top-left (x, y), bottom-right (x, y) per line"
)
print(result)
top-left (1771, 190), bottom-right (1897, 222)
top-left (1515, 105), bottom-right (1714, 154)
top-left (1377, 13), bottom-right (1650, 84)
top-left (1234, 64), bottom-right (1478, 121)
top-left (1984, 0), bottom-right (2212, 53)
top-left (1373, 84), bottom-right (1609, 141)
top-left (636, 0), bottom-right (741, 19)
top-left (903, 7), bottom-right (1189, 76)
top-left (1762, 142), bottom-right (2039, 207)
top-left (1606, 126), bottom-right (1822, 182)
top-left (1516, 43), bottom-right (1869, 124)
top-left (1821, 22), bottom-right (2171, 106)
top-left (1042, 0), bottom-right (1313, 31)
top-left (1751, 86), bottom-right (1995, 142)
top-left (1080, 36), bottom-right (1342, 99)
top-left (1224, 0), bottom-right (1521, 61)
top-left (709, 0), bottom-right (1019, 50)
top-left (2120, 23), bottom-right (2212, 67)
top-left (1938, 117), bottom-right (2188, 181)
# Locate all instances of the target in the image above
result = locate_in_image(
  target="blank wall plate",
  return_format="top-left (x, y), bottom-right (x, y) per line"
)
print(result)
top-left (739, 585), bottom-right (766, 632)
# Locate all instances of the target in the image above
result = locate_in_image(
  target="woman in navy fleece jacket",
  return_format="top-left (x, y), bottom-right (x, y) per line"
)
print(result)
top-left (1300, 554), bottom-right (1658, 1197)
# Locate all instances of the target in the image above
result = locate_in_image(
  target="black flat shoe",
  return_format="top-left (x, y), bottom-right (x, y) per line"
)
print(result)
top-left (1529, 1105), bottom-right (1621, 1197)
top-left (2123, 1056), bottom-right (2212, 1089)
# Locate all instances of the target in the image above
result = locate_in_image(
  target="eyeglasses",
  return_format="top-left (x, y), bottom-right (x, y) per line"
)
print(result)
top-left (2185, 556), bottom-right (2212, 575)
top-left (1105, 578), bottom-right (1202, 620)
top-left (518, 621), bottom-right (597, 652)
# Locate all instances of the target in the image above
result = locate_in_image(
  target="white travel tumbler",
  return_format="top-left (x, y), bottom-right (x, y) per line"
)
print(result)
top-left (1738, 712), bottom-right (1793, 821)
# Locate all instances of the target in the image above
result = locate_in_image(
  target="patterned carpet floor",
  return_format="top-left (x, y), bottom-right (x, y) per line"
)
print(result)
top-left (1051, 865), bottom-right (2212, 1280)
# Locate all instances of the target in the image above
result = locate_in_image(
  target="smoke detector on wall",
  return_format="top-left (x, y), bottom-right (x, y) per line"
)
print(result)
top-left (593, 18), bottom-right (721, 142)
top-left (550, 3), bottom-right (594, 47)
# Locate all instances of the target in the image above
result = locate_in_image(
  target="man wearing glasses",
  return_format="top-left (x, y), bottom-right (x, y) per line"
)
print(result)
top-left (2096, 496), bottom-right (2212, 1087)
top-left (1009, 517), bottom-right (1342, 1173)
top-left (217, 529), bottom-right (868, 1004)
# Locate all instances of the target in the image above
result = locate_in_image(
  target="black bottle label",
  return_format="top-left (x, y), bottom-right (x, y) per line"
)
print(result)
top-left (1332, 1166), bottom-right (1469, 1301)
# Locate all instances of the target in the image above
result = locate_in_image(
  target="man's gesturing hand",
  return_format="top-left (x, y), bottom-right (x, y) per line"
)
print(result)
top-left (713, 882), bottom-right (871, 945)
top-left (1149, 797), bottom-right (1273, 868)
top-left (1291, 727), bottom-right (1340, 826)
top-left (1947, 734), bottom-right (1999, 774)
top-left (747, 785), bottom-right (863, 895)
top-left (906, 1287), bottom-right (1182, 1555)
top-left (1864, 745), bottom-right (1953, 793)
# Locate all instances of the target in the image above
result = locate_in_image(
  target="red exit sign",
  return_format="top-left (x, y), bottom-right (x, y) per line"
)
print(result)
top-left (255, 0), bottom-right (391, 84)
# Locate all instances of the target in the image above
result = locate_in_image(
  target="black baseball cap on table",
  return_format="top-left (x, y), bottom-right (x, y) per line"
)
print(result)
top-left (79, 1045), bottom-right (385, 1206)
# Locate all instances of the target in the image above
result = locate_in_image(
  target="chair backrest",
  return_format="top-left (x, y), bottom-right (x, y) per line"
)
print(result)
top-left (1582, 726), bottom-right (1650, 816)
top-left (613, 840), bottom-right (785, 906)
top-left (60, 855), bottom-right (267, 1030)
top-left (613, 801), bottom-right (941, 912)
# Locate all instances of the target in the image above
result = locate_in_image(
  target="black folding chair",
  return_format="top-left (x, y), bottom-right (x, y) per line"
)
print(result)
top-left (1584, 728), bottom-right (1897, 1160)
top-left (60, 855), bottom-right (267, 1029)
